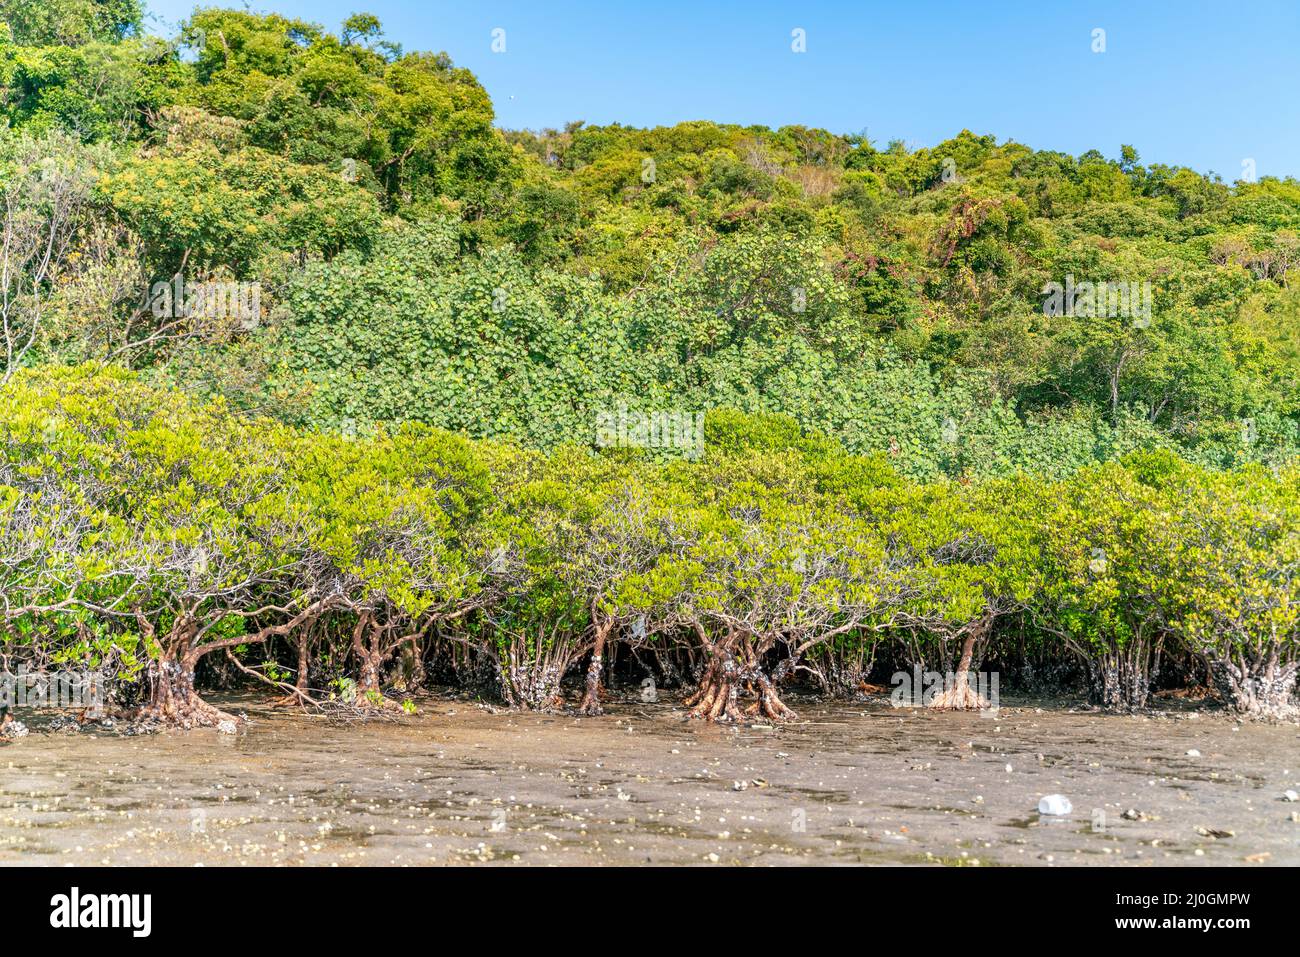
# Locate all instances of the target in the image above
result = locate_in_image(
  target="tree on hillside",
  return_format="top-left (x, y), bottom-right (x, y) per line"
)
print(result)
top-left (1, 0), bottom-right (140, 46)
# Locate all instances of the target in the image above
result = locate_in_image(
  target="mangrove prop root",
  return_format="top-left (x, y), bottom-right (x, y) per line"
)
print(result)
top-left (929, 624), bottom-right (990, 711)
top-left (1213, 657), bottom-right (1299, 720)
top-left (350, 690), bottom-right (406, 713)
top-left (927, 676), bottom-right (989, 711)
top-left (137, 657), bottom-right (239, 729)
top-left (577, 621), bottom-right (614, 716)
top-left (687, 660), bottom-right (796, 722)
top-left (578, 653), bottom-right (604, 715)
top-left (753, 669), bottom-right (797, 720)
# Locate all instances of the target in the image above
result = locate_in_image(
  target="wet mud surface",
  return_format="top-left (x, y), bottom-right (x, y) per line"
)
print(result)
top-left (1, 692), bottom-right (1298, 866)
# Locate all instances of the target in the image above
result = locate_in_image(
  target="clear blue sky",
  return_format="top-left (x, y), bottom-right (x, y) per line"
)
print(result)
top-left (143, 1), bottom-right (1300, 179)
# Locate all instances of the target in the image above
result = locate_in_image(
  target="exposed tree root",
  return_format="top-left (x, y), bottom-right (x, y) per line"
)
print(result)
top-left (746, 668), bottom-right (797, 720)
top-left (577, 658), bottom-right (605, 715)
top-left (577, 621), bottom-right (612, 715)
top-left (493, 626), bottom-right (579, 711)
top-left (1212, 657), bottom-right (1298, 721)
top-left (686, 657), bottom-right (796, 722)
top-left (1084, 648), bottom-right (1156, 712)
top-left (350, 687), bottom-right (407, 713)
top-left (929, 618), bottom-right (993, 711)
top-left (315, 698), bottom-right (407, 724)
top-left (927, 674), bottom-right (989, 711)
top-left (138, 662), bottom-right (239, 729)
top-left (806, 642), bottom-right (877, 699)
top-left (498, 662), bottom-right (565, 710)
top-left (270, 689), bottom-right (322, 709)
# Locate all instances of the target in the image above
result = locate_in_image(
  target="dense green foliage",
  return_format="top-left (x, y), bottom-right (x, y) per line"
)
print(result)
top-left (2, 368), bottom-right (1297, 721)
top-left (2, 8), bottom-right (1299, 723)
top-left (4, 10), bottom-right (1300, 477)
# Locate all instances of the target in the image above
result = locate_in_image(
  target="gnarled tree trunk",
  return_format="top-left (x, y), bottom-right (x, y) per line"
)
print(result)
top-left (140, 620), bottom-right (238, 729)
top-left (272, 623), bottom-right (319, 708)
top-left (808, 640), bottom-right (876, 698)
top-left (496, 626), bottom-right (576, 711)
top-left (930, 614), bottom-right (994, 711)
top-left (140, 598), bottom-right (337, 727)
top-left (578, 619), bottom-right (613, 715)
top-left (349, 613), bottom-right (409, 711)
top-left (1211, 646), bottom-right (1297, 719)
top-left (684, 627), bottom-right (796, 722)
top-left (1081, 631), bottom-right (1162, 712)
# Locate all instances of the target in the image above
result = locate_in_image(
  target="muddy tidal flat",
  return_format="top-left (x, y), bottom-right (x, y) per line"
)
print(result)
top-left (1, 693), bottom-right (1298, 866)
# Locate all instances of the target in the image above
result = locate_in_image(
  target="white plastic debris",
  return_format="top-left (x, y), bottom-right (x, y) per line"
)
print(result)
top-left (1186, 749), bottom-right (1201, 757)
top-left (1038, 794), bottom-right (1073, 816)
top-left (216, 720), bottom-right (238, 735)
top-left (1283, 790), bottom-right (1299, 803)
